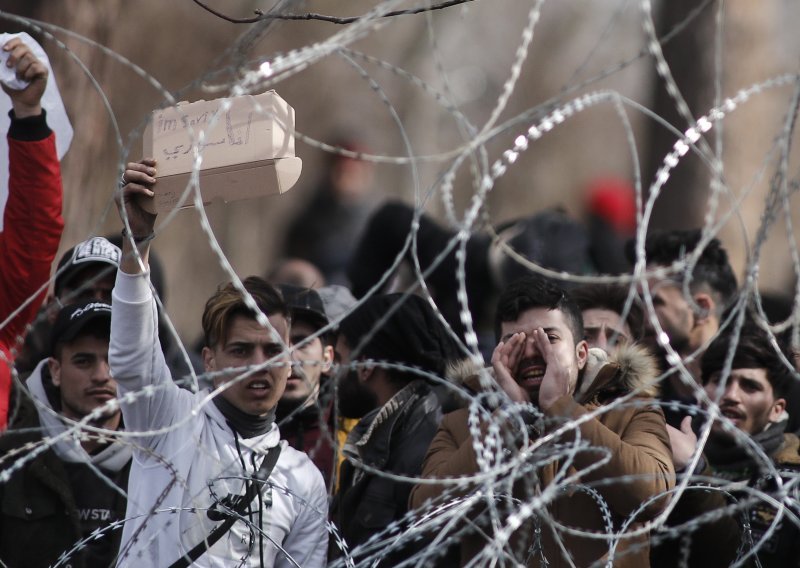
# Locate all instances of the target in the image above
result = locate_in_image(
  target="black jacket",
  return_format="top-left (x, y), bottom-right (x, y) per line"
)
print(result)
top-left (330, 380), bottom-right (442, 565)
top-left (0, 388), bottom-right (130, 568)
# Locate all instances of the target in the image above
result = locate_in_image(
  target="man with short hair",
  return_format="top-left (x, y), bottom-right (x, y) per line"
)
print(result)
top-left (411, 276), bottom-right (673, 567)
top-left (0, 300), bottom-right (130, 568)
top-left (275, 284), bottom-right (336, 485)
top-left (55, 236), bottom-right (121, 305)
top-left (110, 160), bottom-right (328, 566)
top-left (627, 229), bottom-right (737, 372)
top-left (571, 283), bottom-right (644, 353)
top-left (653, 329), bottom-right (798, 567)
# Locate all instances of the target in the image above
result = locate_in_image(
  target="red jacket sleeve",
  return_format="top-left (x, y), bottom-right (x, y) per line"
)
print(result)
top-left (0, 116), bottom-right (64, 429)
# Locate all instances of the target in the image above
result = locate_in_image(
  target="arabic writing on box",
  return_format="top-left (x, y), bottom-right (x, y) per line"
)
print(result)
top-left (155, 109), bottom-right (253, 160)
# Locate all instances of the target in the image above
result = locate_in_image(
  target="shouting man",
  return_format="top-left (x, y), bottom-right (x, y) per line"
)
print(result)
top-left (411, 276), bottom-right (673, 567)
top-left (110, 160), bottom-right (328, 566)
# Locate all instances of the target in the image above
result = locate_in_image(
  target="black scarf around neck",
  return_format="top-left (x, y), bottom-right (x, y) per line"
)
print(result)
top-left (213, 396), bottom-right (275, 439)
top-left (705, 420), bottom-right (787, 478)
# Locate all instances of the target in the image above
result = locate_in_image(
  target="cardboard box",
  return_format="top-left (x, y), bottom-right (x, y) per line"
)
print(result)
top-left (141, 90), bottom-right (301, 213)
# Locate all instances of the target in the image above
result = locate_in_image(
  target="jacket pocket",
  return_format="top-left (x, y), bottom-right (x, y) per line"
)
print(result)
top-left (354, 487), bottom-right (398, 530)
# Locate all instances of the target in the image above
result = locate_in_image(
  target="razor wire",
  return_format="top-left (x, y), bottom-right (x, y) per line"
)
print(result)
top-left (1, 1), bottom-right (800, 567)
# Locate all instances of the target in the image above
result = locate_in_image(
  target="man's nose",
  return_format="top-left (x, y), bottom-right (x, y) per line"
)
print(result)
top-left (523, 335), bottom-right (540, 358)
top-left (92, 359), bottom-right (112, 383)
top-left (251, 347), bottom-right (270, 366)
top-left (722, 381), bottom-right (742, 403)
top-left (596, 326), bottom-right (610, 351)
top-left (92, 289), bottom-right (112, 303)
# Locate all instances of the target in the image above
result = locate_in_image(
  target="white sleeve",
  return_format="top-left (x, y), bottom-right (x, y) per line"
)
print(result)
top-left (110, 269), bottom-right (189, 447)
top-left (276, 466), bottom-right (329, 568)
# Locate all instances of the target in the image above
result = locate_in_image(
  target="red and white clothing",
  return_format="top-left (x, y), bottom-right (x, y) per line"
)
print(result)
top-left (0, 110), bottom-right (64, 429)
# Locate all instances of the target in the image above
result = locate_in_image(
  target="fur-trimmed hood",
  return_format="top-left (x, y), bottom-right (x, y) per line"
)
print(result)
top-left (445, 344), bottom-right (660, 404)
top-left (576, 344), bottom-right (660, 404)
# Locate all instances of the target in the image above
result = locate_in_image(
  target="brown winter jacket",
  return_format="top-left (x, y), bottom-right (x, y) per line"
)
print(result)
top-left (409, 345), bottom-right (675, 567)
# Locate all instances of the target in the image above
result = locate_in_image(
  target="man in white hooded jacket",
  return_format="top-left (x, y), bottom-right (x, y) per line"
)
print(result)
top-left (110, 159), bottom-right (328, 567)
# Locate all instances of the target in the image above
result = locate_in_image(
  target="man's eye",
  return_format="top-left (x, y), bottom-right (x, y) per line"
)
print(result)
top-left (264, 345), bottom-right (284, 358)
top-left (547, 334), bottom-right (558, 343)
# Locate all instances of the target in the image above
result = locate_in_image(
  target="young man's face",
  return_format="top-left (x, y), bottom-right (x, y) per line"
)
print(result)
top-left (49, 334), bottom-right (118, 422)
top-left (282, 319), bottom-right (333, 405)
top-left (582, 308), bottom-right (631, 354)
top-left (642, 278), bottom-right (694, 353)
top-left (59, 265), bottom-right (116, 305)
top-left (203, 314), bottom-right (291, 416)
top-left (704, 368), bottom-right (786, 437)
top-left (499, 307), bottom-right (587, 401)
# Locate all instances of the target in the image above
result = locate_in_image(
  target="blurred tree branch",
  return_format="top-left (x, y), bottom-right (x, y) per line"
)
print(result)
top-left (192, 0), bottom-right (475, 24)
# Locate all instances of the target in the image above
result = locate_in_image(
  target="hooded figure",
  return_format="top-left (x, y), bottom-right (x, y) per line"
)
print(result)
top-left (330, 293), bottom-right (468, 565)
top-left (0, 301), bottom-right (131, 568)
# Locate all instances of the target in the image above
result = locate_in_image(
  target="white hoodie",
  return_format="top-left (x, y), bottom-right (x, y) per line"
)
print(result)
top-left (109, 270), bottom-right (328, 567)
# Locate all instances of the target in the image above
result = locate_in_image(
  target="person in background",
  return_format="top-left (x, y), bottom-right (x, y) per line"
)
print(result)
top-left (330, 293), bottom-right (465, 565)
top-left (627, 229), bottom-right (738, 430)
top-left (268, 258), bottom-right (326, 289)
top-left (284, 139), bottom-right (376, 285)
top-left (275, 284), bottom-right (336, 485)
top-left (652, 327), bottom-right (797, 567)
top-left (570, 282), bottom-right (644, 354)
top-left (15, 236), bottom-right (121, 376)
top-left (0, 37), bottom-right (64, 429)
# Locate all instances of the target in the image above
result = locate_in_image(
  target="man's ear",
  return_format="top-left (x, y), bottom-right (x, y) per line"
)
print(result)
top-left (48, 357), bottom-right (62, 387)
top-left (202, 346), bottom-right (215, 373)
top-left (46, 295), bottom-right (61, 324)
top-left (357, 364), bottom-right (374, 384)
top-left (769, 398), bottom-right (787, 424)
top-left (575, 339), bottom-right (589, 370)
top-left (321, 345), bottom-right (334, 374)
top-left (692, 293), bottom-right (715, 327)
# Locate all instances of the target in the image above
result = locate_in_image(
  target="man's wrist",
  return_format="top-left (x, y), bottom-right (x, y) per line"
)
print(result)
top-left (11, 103), bottom-right (42, 119)
top-left (121, 227), bottom-right (154, 244)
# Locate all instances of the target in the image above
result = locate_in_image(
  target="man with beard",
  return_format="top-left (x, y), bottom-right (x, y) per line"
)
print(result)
top-left (330, 293), bottom-right (465, 565)
top-left (0, 300), bottom-right (131, 567)
top-left (275, 284), bottom-right (336, 485)
top-left (626, 230), bottom-right (737, 426)
top-left (410, 276), bottom-right (673, 567)
top-left (652, 328), bottom-right (798, 567)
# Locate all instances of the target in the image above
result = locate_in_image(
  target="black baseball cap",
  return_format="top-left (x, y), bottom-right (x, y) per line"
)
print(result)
top-left (50, 300), bottom-right (112, 355)
top-left (54, 237), bottom-right (121, 297)
top-left (278, 284), bottom-right (329, 331)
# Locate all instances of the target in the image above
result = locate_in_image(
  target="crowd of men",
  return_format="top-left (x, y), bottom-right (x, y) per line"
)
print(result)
top-left (1, 38), bottom-right (800, 568)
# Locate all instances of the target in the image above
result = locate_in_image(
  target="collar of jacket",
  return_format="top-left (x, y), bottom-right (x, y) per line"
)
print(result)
top-left (454, 344), bottom-right (659, 407)
top-left (343, 379), bottom-right (433, 468)
top-left (575, 344), bottom-right (660, 405)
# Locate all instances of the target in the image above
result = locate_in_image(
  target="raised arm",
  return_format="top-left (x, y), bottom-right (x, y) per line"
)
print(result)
top-left (110, 159), bottom-right (186, 440)
top-left (0, 38), bottom-right (64, 429)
